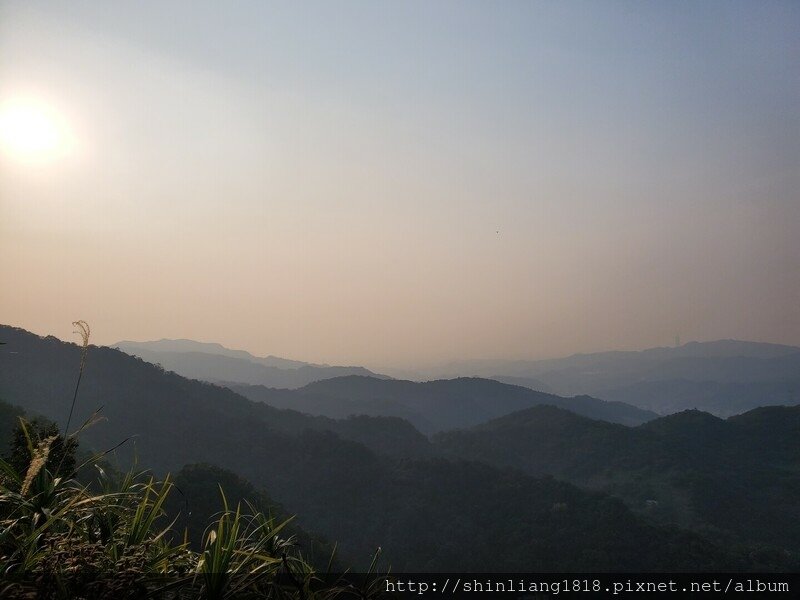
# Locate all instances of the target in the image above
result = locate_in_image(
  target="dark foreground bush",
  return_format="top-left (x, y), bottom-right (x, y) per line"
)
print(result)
top-left (0, 420), bottom-right (380, 600)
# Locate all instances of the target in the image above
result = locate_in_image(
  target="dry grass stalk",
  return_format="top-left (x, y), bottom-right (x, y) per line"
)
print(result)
top-left (20, 435), bottom-right (57, 495)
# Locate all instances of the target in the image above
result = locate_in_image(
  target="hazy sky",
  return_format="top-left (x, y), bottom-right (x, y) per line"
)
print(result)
top-left (1, 1), bottom-right (799, 369)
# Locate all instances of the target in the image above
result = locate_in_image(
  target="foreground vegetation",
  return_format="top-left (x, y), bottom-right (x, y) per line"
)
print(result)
top-left (0, 419), bottom-right (380, 599)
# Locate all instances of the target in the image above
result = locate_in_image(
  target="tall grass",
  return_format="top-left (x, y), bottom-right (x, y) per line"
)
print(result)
top-left (0, 446), bottom-right (344, 598)
top-left (63, 320), bottom-right (90, 437)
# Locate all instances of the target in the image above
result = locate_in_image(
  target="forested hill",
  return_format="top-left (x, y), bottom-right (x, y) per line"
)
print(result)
top-left (0, 324), bottom-right (795, 571)
top-left (231, 374), bottom-right (657, 432)
top-left (435, 403), bottom-right (800, 554)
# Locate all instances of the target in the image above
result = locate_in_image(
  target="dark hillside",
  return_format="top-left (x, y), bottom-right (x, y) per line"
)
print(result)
top-left (0, 324), bottom-right (783, 570)
top-left (436, 405), bottom-right (800, 553)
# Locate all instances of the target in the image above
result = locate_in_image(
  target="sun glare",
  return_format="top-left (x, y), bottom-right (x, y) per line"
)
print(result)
top-left (0, 100), bottom-right (74, 162)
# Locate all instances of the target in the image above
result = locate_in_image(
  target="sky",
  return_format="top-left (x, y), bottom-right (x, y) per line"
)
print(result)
top-left (1, 1), bottom-right (799, 370)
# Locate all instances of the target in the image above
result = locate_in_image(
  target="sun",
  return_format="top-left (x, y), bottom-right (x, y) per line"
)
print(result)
top-left (0, 100), bottom-right (73, 162)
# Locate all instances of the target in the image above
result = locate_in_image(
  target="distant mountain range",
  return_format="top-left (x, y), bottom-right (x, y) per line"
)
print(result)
top-left (115, 338), bottom-right (318, 369)
top-left (2, 324), bottom-right (796, 571)
top-left (442, 340), bottom-right (800, 416)
top-left (231, 375), bottom-right (657, 433)
top-left (111, 339), bottom-right (659, 428)
top-left (113, 338), bottom-right (800, 416)
top-left (113, 339), bottom-right (388, 388)
top-left (445, 340), bottom-right (800, 378)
